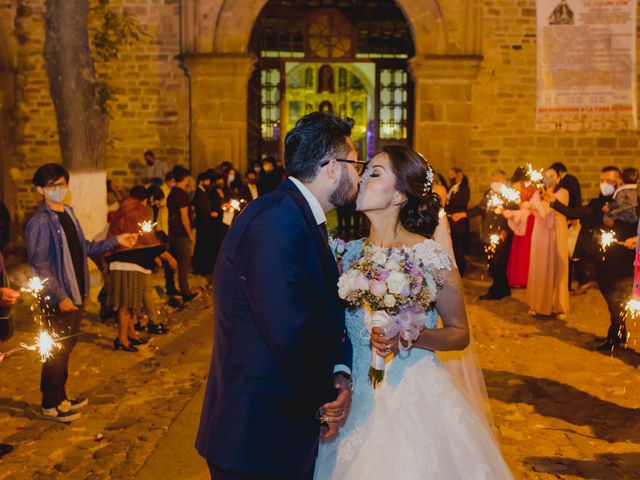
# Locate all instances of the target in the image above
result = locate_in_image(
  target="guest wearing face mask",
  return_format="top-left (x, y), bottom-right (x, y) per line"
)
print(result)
top-left (26, 164), bottom-right (138, 422)
top-left (241, 171), bottom-right (260, 203)
top-left (526, 167), bottom-right (570, 319)
top-left (545, 166), bottom-right (635, 350)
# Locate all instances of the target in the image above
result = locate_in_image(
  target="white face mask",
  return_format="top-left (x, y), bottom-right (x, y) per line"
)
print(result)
top-left (600, 183), bottom-right (615, 197)
top-left (490, 182), bottom-right (503, 193)
top-left (44, 187), bottom-right (68, 203)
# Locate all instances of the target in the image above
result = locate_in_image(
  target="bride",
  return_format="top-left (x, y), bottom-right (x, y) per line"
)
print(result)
top-left (314, 146), bottom-right (513, 479)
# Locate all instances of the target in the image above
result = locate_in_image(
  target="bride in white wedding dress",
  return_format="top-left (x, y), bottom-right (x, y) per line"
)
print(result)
top-left (314, 146), bottom-right (513, 480)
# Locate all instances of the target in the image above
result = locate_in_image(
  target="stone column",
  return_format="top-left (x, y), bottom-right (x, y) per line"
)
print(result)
top-left (182, 54), bottom-right (256, 174)
top-left (409, 55), bottom-right (482, 175)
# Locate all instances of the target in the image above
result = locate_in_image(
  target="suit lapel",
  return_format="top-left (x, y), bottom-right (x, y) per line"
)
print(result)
top-left (278, 180), bottom-right (340, 281)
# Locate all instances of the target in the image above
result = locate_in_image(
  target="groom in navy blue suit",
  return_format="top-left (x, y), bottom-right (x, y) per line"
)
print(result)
top-left (196, 113), bottom-right (364, 479)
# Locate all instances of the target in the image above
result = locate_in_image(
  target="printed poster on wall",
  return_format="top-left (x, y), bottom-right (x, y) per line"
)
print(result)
top-left (536, 0), bottom-right (637, 131)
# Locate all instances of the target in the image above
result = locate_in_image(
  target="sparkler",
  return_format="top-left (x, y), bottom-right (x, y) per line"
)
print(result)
top-left (224, 198), bottom-right (247, 212)
top-left (498, 185), bottom-right (521, 203)
top-left (137, 220), bottom-right (157, 235)
top-left (525, 163), bottom-right (544, 187)
top-left (599, 230), bottom-right (623, 252)
top-left (21, 276), bottom-right (47, 298)
top-left (2, 332), bottom-right (83, 361)
top-left (484, 234), bottom-right (501, 262)
top-left (624, 298), bottom-right (640, 320)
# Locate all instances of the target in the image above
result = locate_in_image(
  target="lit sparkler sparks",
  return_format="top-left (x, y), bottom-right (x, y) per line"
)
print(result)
top-left (20, 329), bottom-right (62, 362)
top-left (624, 298), bottom-right (640, 320)
top-left (137, 220), bottom-right (157, 235)
top-left (599, 230), bottom-right (622, 251)
top-left (487, 194), bottom-right (504, 210)
top-left (525, 163), bottom-right (544, 187)
top-left (498, 185), bottom-right (521, 203)
top-left (224, 198), bottom-right (247, 212)
top-left (484, 234), bottom-right (501, 262)
top-left (21, 276), bottom-right (47, 298)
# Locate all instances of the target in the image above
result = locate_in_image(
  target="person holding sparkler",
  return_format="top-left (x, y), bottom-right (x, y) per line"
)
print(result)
top-left (546, 166), bottom-right (636, 350)
top-left (525, 166), bottom-right (570, 319)
top-left (26, 164), bottom-right (138, 422)
top-left (107, 185), bottom-right (177, 349)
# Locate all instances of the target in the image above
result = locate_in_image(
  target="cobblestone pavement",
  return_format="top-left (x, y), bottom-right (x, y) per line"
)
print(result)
top-left (0, 261), bottom-right (639, 479)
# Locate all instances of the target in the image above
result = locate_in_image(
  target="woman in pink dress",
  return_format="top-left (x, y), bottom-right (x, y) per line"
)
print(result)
top-left (505, 168), bottom-right (537, 288)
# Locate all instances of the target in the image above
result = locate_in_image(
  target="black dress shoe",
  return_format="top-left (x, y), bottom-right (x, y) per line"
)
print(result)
top-left (148, 322), bottom-right (169, 335)
top-left (128, 336), bottom-right (148, 345)
top-left (479, 293), bottom-right (508, 300)
top-left (0, 443), bottom-right (13, 458)
top-left (114, 338), bottom-right (138, 352)
top-left (595, 337), bottom-right (623, 351)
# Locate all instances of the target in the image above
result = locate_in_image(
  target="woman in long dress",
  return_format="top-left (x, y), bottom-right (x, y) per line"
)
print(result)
top-left (314, 146), bottom-right (513, 479)
top-left (525, 167), bottom-right (570, 318)
top-left (505, 168), bottom-right (537, 288)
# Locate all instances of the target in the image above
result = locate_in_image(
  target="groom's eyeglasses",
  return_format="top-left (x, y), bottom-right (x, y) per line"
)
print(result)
top-left (320, 159), bottom-right (369, 175)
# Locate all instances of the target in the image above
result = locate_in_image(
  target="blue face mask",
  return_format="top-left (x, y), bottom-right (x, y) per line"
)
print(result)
top-left (43, 187), bottom-right (68, 203)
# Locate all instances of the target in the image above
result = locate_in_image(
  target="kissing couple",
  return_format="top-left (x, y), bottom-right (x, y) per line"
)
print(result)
top-left (196, 112), bottom-right (513, 479)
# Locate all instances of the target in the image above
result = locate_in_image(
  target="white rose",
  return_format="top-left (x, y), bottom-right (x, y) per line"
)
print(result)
top-left (386, 271), bottom-right (410, 295)
top-left (338, 269), bottom-right (360, 299)
top-left (383, 294), bottom-right (397, 308)
top-left (371, 251), bottom-right (387, 266)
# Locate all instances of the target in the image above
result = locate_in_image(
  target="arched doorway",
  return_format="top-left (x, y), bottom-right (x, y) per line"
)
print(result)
top-left (247, 0), bottom-right (415, 163)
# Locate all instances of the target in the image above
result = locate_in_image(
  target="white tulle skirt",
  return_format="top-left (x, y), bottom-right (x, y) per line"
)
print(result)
top-left (314, 353), bottom-right (513, 480)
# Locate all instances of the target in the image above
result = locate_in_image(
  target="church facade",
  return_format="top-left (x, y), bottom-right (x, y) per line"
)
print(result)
top-left (1, 0), bottom-right (639, 230)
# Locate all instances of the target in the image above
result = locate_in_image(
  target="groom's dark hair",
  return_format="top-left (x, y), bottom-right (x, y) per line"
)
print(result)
top-left (284, 112), bottom-right (354, 182)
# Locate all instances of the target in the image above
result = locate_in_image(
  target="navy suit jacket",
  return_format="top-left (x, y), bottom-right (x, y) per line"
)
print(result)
top-left (196, 180), bottom-right (352, 478)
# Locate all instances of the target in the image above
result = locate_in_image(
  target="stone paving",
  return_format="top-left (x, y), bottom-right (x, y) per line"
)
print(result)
top-left (0, 260), bottom-right (638, 479)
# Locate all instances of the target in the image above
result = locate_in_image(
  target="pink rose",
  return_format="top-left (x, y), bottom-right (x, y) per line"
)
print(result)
top-left (355, 273), bottom-right (370, 291)
top-left (370, 280), bottom-right (388, 297)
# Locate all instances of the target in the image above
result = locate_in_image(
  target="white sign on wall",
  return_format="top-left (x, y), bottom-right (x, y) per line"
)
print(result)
top-left (536, 0), bottom-right (637, 131)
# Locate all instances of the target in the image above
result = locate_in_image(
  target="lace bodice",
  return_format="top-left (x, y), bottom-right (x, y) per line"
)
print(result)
top-left (334, 239), bottom-right (454, 453)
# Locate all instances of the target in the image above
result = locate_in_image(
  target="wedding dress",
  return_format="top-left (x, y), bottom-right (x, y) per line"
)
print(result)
top-left (314, 239), bottom-right (513, 480)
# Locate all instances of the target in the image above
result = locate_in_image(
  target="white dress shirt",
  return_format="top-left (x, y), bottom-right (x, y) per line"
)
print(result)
top-left (289, 177), bottom-right (351, 377)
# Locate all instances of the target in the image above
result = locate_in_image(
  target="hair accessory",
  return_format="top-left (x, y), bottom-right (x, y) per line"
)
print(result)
top-left (417, 152), bottom-right (433, 197)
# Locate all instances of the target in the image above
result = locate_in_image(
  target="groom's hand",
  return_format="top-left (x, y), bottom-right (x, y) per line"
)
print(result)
top-left (319, 373), bottom-right (352, 440)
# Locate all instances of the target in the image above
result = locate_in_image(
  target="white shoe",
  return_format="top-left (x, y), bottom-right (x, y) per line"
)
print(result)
top-left (41, 407), bottom-right (81, 423)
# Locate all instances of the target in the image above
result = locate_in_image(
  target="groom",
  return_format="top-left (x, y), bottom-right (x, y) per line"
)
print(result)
top-left (196, 112), bottom-right (362, 479)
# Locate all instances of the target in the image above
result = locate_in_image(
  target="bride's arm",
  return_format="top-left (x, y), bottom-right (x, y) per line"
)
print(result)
top-left (413, 267), bottom-right (470, 352)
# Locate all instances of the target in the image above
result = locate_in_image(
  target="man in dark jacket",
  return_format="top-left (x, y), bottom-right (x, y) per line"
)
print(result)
top-left (196, 112), bottom-right (358, 479)
top-left (546, 166), bottom-right (634, 350)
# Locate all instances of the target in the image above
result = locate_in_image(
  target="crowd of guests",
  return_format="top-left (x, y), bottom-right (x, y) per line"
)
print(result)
top-left (1, 148), bottom-right (638, 435)
top-left (444, 162), bottom-right (639, 353)
top-left (0, 152), bottom-right (287, 429)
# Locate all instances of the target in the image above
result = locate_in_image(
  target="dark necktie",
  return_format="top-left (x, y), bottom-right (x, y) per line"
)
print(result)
top-left (319, 222), bottom-right (329, 244)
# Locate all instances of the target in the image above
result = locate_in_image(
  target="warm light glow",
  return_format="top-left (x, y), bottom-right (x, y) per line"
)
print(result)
top-left (599, 230), bottom-right (617, 250)
top-left (138, 220), bottom-right (157, 234)
top-left (22, 276), bottom-right (47, 297)
top-left (21, 330), bottom-right (62, 363)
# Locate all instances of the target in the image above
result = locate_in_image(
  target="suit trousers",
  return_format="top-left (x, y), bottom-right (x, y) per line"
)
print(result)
top-left (40, 308), bottom-right (83, 408)
top-left (449, 217), bottom-right (469, 276)
top-left (169, 236), bottom-right (192, 296)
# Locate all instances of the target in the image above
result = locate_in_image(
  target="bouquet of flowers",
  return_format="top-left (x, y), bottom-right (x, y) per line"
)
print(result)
top-left (337, 245), bottom-right (440, 387)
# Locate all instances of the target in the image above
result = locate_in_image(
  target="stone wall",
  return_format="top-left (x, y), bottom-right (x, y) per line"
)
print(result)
top-left (1, 0), bottom-right (189, 229)
top-left (468, 0), bottom-right (640, 201)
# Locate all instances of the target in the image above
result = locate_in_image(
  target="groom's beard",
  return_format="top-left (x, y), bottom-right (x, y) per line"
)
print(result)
top-left (329, 168), bottom-right (358, 208)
